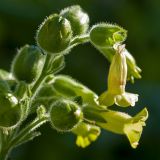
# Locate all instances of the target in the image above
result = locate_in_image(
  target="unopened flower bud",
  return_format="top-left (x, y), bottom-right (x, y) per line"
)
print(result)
top-left (49, 99), bottom-right (83, 132)
top-left (60, 5), bottom-right (89, 36)
top-left (36, 14), bottom-right (72, 53)
top-left (11, 45), bottom-right (45, 84)
top-left (0, 93), bottom-right (21, 128)
top-left (51, 75), bottom-right (98, 105)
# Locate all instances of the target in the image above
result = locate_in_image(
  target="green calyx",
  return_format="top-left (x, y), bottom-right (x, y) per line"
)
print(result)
top-left (36, 14), bottom-right (72, 54)
top-left (90, 23), bottom-right (127, 47)
top-left (11, 45), bottom-right (45, 84)
top-left (60, 5), bottom-right (89, 36)
top-left (50, 75), bottom-right (98, 105)
top-left (49, 99), bottom-right (83, 132)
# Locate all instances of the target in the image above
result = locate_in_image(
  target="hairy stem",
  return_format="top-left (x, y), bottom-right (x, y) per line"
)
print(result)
top-left (0, 34), bottom-right (90, 160)
top-left (31, 54), bottom-right (52, 96)
top-left (0, 149), bottom-right (10, 160)
top-left (0, 116), bottom-right (48, 160)
top-left (0, 131), bottom-right (10, 160)
top-left (8, 116), bottom-right (49, 148)
top-left (70, 34), bottom-right (90, 47)
top-left (32, 35), bottom-right (89, 97)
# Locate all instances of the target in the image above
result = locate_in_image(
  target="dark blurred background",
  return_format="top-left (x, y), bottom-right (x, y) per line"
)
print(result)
top-left (0, 0), bottom-right (160, 159)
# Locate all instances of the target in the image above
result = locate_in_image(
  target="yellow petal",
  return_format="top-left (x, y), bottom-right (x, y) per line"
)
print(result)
top-left (124, 108), bottom-right (148, 148)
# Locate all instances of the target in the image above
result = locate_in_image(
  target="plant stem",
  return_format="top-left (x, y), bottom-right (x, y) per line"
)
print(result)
top-left (31, 73), bottom-right (46, 96)
top-left (0, 131), bottom-right (10, 160)
top-left (0, 149), bottom-right (9, 160)
top-left (8, 116), bottom-right (49, 148)
top-left (31, 54), bottom-right (51, 96)
top-left (32, 35), bottom-right (89, 96)
top-left (70, 34), bottom-right (90, 46)
top-left (0, 116), bottom-right (48, 160)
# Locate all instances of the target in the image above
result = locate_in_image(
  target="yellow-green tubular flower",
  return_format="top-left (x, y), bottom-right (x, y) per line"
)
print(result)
top-left (83, 106), bottom-right (148, 149)
top-left (49, 99), bottom-right (83, 132)
top-left (89, 23), bottom-right (141, 81)
top-left (60, 5), bottom-right (89, 36)
top-left (11, 45), bottom-right (45, 84)
top-left (99, 108), bottom-right (148, 148)
top-left (99, 45), bottom-right (138, 107)
top-left (36, 14), bottom-right (72, 54)
top-left (72, 122), bottom-right (100, 148)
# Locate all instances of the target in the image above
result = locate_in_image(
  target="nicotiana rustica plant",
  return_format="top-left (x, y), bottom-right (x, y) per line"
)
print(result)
top-left (0, 5), bottom-right (148, 159)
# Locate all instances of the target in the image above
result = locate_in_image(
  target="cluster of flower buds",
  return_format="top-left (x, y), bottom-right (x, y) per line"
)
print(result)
top-left (0, 5), bottom-right (149, 159)
top-left (36, 5), bottom-right (89, 54)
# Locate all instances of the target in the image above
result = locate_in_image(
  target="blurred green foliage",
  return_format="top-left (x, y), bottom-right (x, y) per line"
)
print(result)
top-left (0, 0), bottom-right (160, 159)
